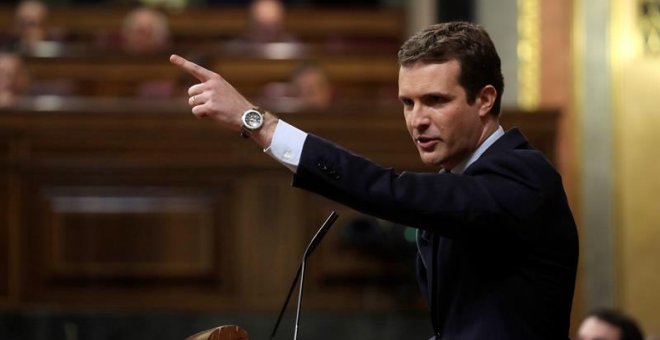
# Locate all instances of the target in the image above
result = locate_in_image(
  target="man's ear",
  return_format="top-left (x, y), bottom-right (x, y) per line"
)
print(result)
top-left (477, 85), bottom-right (497, 117)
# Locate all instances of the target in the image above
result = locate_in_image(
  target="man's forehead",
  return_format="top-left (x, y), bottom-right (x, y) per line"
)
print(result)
top-left (400, 58), bottom-right (459, 69)
top-left (399, 59), bottom-right (461, 78)
top-left (398, 60), bottom-right (461, 83)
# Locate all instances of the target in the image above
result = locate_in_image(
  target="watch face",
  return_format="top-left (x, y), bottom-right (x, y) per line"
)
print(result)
top-left (243, 110), bottom-right (264, 129)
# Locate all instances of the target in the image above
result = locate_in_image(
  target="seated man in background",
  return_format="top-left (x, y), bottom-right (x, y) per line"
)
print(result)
top-left (577, 308), bottom-right (645, 340)
top-left (289, 62), bottom-right (333, 111)
top-left (121, 6), bottom-right (171, 55)
top-left (224, 0), bottom-right (301, 57)
top-left (2, 0), bottom-right (64, 55)
top-left (120, 7), bottom-right (175, 98)
top-left (0, 52), bottom-right (30, 107)
top-left (246, 0), bottom-right (296, 44)
top-left (261, 61), bottom-right (334, 112)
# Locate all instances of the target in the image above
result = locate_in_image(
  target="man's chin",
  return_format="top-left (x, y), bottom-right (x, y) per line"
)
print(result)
top-left (417, 152), bottom-right (444, 168)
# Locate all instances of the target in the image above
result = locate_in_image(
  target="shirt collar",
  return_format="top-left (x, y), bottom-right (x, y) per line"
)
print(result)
top-left (450, 125), bottom-right (504, 174)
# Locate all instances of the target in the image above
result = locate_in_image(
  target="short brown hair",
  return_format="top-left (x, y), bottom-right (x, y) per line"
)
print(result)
top-left (398, 22), bottom-right (504, 115)
top-left (587, 309), bottom-right (644, 340)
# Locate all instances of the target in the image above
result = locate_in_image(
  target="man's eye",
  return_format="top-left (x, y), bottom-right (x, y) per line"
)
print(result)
top-left (426, 95), bottom-right (443, 105)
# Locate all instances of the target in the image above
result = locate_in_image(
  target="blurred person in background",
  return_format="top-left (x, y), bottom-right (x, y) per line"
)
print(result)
top-left (260, 61), bottom-right (333, 112)
top-left (2, 0), bottom-right (63, 54)
top-left (121, 6), bottom-right (172, 54)
top-left (120, 7), bottom-right (175, 98)
top-left (224, 0), bottom-right (301, 56)
top-left (577, 308), bottom-right (645, 340)
top-left (289, 61), bottom-right (333, 110)
top-left (246, 0), bottom-right (296, 44)
top-left (0, 51), bottom-right (30, 107)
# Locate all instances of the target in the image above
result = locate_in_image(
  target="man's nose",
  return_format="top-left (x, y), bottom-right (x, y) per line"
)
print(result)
top-left (410, 106), bottom-right (431, 129)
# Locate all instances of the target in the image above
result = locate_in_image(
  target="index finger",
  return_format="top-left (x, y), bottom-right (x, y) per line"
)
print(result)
top-left (170, 54), bottom-right (216, 82)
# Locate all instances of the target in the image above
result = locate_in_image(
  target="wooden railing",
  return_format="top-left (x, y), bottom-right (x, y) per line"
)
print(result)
top-left (24, 49), bottom-right (399, 99)
top-left (0, 6), bottom-right (406, 46)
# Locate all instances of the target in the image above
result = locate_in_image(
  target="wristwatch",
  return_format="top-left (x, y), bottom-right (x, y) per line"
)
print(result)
top-left (240, 108), bottom-right (265, 138)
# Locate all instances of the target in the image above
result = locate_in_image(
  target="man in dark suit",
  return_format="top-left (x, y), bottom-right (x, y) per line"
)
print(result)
top-left (171, 21), bottom-right (578, 340)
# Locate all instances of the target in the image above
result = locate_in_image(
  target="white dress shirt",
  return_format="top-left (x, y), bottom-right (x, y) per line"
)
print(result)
top-left (263, 120), bottom-right (308, 173)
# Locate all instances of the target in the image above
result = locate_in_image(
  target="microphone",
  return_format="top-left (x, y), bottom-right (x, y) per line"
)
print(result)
top-left (270, 211), bottom-right (339, 340)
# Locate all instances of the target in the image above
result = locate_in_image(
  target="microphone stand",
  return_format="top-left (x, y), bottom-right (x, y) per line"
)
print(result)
top-left (270, 211), bottom-right (339, 340)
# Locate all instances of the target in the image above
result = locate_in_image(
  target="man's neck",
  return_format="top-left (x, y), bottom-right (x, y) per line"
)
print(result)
top-left (449, 122), bottom-right (504, 174)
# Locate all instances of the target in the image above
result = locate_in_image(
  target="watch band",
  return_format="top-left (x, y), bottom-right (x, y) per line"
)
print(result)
top-left (240, 125), bottom-right (252, 138)
top-left (241, 125), bottom-right (252, 138)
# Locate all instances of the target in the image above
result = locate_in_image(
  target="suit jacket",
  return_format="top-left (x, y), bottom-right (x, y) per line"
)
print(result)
top-left (292, 128), bottom-right (578, 340)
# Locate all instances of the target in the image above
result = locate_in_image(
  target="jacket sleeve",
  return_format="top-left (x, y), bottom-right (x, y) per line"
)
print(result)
top-left (292, 134), bottom-right (553, 242)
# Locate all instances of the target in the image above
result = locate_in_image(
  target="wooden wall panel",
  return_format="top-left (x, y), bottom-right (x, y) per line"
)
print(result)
top-left (19, 174), bottom-right (239, 309)
top-left (42, 187), bottom-right (220, 279)
top-left (0, 169), bottom-right (7, 301)
top-left (0, 134), bottom-right (12, 304)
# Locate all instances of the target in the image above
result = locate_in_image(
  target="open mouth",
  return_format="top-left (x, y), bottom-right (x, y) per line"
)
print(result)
top-left (416, 136), bottom-right (439, 150)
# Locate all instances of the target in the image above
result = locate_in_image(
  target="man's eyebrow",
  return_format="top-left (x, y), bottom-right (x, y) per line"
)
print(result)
top-left (423, 92), bottom-right (454, 100)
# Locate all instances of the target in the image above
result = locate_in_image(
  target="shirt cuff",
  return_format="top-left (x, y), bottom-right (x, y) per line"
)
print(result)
top-left (264, 119), bottom-right (308, 173)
